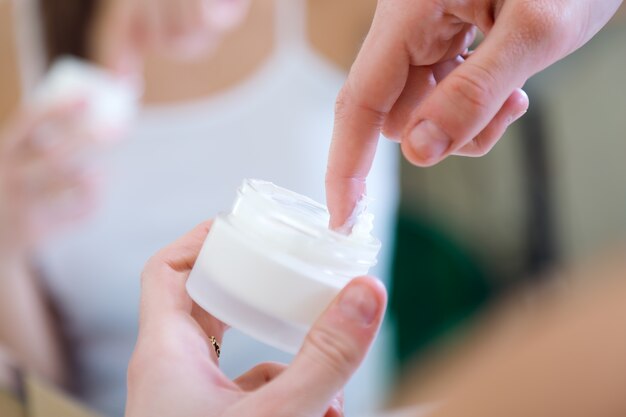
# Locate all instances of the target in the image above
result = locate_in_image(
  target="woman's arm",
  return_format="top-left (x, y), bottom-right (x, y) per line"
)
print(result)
top-left (0, 1), bottom-right (68, 386)
top-left (410, 250), bottom-right (626, 417)
top-left (0, 258), bottom-right (67, 386)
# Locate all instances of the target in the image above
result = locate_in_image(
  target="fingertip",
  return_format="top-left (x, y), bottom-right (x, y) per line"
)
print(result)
top-left (325, 174), bottom-right (365, 232)
top-left (507, 88), bottom-right (530, 125)
top-left (336, 276), bottom-right (387, 328)
top-left (263, 280), bottom-right (384, 415)
top-left (328, 206), bottom-right (351, 231)
top-left (453, 88), bottom-right (530, 158)
top-left (401, 141), bottom-right (445, 167)
top-left (347, 276), bottom-right (387, 303)
top-left (401, 120), bottom-right (452, 167)
top-left (513, 87), bottom-right (529, 105)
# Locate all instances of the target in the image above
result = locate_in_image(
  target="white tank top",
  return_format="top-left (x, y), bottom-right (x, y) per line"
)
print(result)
top-left (15, 1), bottom-right (399, 415)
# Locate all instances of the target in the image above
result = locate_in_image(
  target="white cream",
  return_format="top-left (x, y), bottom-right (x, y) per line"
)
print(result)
top-left (187, 179), bottom-right (382, 353)
top-left (341, 195), bottom-right (375, 240)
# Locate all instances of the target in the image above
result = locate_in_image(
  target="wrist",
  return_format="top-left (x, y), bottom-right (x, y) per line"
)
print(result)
top-left (0, 250), bottom-right (31, 281)
top-left (0, 226), bottom-right (32, 272)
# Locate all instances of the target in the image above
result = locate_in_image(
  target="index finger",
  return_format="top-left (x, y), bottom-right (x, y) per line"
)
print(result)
top-left (325, 14), bottom-right (409, 229)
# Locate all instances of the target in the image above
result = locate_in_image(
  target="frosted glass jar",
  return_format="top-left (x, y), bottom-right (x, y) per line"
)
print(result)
top-left (186, 179), bottom-right (381, 353)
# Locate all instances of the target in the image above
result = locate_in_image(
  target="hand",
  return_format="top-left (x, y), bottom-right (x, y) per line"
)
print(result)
top-left (326, 0), bottom-right (623, 228)
top-left (126, 221), bottom-right (387, 417)
top-left (91, 0), bottom-right (251, 74)
top-left (0, 100), bottom-right (105, 255)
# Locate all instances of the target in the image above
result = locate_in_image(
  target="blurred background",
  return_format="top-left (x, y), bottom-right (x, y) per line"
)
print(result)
top-left (1, 1), bottom-right (625, 416)
top-left (389, 5), bottom-right (626, 406)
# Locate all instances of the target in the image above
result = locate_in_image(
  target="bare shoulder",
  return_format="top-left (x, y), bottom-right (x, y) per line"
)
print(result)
top-left (0, 0), bottom-right (22, 123)
top-left (307, 0), bottom-right (377, 71)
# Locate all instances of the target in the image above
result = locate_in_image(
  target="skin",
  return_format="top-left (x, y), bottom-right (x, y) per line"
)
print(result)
top-left (0, 100), bottom-right (107, 384)
top-left (2, 1), bottom-right (626, 412)
top-left (99, 0), bottom-right (376, 104)
top-left (418, 249), bottom-right (626, 417)
top-left (90, 0), bottom-right (252, 75)
top-left (129, 225), bottom-right (626, 417)
top-left (0, 0), bottom-right (375, 386)
top-left (0, 101), bottom-right (105, 255)
top-left (126, 221), bottom-right (387, 417)
top-left (0, 0), bottom-right (255, 271)
top-left (326, 0), bottom-right (625, 229)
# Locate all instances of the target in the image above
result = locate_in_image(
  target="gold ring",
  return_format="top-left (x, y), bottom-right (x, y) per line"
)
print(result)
top-left (209, 336), bottom-right (221, 359)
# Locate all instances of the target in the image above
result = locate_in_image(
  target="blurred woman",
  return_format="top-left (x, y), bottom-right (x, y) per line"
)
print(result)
top-left (0, 0), bottom-right (398, 415)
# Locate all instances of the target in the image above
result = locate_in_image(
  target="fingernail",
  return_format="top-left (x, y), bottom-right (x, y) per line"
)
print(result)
top-left (338, 283), bottom-right (379, 326)
top-left (408, 120), bottom-right (451, 164)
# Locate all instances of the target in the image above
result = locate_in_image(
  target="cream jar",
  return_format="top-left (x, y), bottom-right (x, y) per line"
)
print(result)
top-left (186, 179), bottom-right (381, 353)
top-left (32, 57), bottom-right (140, 135)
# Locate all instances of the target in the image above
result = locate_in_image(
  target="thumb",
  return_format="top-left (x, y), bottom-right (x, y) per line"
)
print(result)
top-left (400, 4), bottom-right (558, 166)
top-left (260, 277), bottom-right (387, 416)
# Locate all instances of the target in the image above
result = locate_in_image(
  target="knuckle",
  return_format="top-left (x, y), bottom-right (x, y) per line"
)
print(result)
top-left (512, 1), bottom-right (569, 49)
top-left (334, 86), bottom-right (352, 119)
top-left (303, 326), bottom-right (358, 380)
top-left (464, 133), bottom-right (497, 157)
top-left (334, 84), bottom-right (388, 126)
top-left (445, 64), bottom-right (496, 114)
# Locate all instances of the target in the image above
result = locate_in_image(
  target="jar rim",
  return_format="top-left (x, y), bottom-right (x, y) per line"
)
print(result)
top-left (228, 179), bottom-right (381, 270)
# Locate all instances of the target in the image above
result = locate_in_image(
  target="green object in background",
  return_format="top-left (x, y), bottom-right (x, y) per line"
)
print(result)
top-left (390, 212), bottom-right (493, 366)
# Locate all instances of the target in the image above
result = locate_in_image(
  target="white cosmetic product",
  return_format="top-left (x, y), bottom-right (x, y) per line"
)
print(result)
top-left (187, 179), bottom-right (382, 353)
top-left (31, 57), bottom-right (140, 135)
top-left (337, 194), bottom-right (374, 236)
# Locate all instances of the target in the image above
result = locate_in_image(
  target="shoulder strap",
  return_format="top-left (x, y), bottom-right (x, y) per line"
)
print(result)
top-left (274, 0), bottom-right (309, 53)
top-left (12, 0), bottom-right (46, 96)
